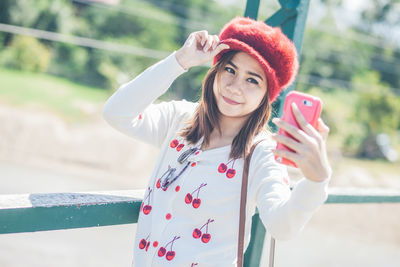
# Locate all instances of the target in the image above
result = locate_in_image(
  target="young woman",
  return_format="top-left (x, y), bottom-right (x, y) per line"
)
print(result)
top-left (103, 16), bottom-right (332, 267)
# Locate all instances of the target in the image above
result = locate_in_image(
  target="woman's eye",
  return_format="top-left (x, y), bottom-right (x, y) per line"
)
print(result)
top-left (248, 78), bottom-right (258, 85)
top-left (224, 67), bottom-right (235, 74)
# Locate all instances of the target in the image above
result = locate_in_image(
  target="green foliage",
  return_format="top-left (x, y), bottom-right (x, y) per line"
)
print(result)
top-left (336, 71), bottom-right (400, 156)
top-left (301, 27), bottom-right (374, 85)
top-left (353, 71), bottom-right (400, 135)
top-left (8, 0), bottom-right (75, 33)
top-left (0, 35), bottom-right (51, 72)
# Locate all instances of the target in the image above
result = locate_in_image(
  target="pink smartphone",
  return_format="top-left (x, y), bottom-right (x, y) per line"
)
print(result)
top-left (275, 91), bottom-right (323, 168)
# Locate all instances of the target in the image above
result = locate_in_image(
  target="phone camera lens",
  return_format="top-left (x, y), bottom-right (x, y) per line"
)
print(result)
top-left (303, 99), bottom-right (312, 107)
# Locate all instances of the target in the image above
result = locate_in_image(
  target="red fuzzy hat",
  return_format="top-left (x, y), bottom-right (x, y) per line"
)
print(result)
top-left (213, 16), bottom-right (299, 102)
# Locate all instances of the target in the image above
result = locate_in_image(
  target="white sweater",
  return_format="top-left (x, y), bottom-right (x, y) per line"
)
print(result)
top-left (102, 51), bottom-right (330, 267)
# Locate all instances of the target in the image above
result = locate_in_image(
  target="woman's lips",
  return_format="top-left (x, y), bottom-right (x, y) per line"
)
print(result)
top-left (222, 96), bottom-right (240, 105)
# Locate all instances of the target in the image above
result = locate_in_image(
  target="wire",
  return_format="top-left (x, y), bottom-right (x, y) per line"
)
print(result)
top-left (0, 23), bottom-right (214, 68)
top-left (0, 23), bottom-right (170, 59)
top-left (302, 51), bottom-right (400, 76)
top-left (296, 74), bottom-right (400, 96)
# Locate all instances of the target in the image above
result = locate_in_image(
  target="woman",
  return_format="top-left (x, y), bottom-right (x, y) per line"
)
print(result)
top-left (103, 16), bottom-right (332, 267)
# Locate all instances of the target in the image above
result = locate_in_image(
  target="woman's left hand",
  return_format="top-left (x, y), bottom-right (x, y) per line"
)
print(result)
top-left (271, 102), bottom-right (332, 183)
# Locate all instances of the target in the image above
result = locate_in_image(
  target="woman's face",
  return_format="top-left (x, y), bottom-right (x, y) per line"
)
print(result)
top-left (213, 51), bottom-right (268, 121)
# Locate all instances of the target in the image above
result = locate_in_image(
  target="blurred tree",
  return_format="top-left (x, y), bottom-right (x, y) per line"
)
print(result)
top-left (357, 0), bottom-right (400, 90)
top-left (353, 71), bottom-right (400, 135)
top-left (299, 8), bottom-right (374, 92)
top-left (342, 70), bottom-right (400, 157)
top-left (0, 35), bottom-right (51, 72)
top-left (8, 0), bottom-right (75, 33)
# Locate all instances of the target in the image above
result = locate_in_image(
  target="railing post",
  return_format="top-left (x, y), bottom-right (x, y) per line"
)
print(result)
top-left (243, 212), bottom-right (266, 267)
top-left (266, 0), bottom-right (311, 128)
top-left (244, 0), bottom-right (261, 19)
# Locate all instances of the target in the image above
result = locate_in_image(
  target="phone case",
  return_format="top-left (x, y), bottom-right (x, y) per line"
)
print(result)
top-left (275, 91), bottom-right (323, 168)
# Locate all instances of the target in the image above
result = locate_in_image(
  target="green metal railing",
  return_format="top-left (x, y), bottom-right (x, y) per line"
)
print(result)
top-left (1, 188), bottom-right (400, 266)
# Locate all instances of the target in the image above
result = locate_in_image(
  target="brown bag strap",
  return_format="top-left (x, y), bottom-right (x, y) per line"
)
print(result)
top-left (237, 139), bottom-right (266, 267)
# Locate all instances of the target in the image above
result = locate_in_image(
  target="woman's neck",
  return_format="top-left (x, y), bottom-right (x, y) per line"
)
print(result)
top-left (217, 115), bottom-right (248, 139)
top-left (201, 114), bottom-right (248, 150)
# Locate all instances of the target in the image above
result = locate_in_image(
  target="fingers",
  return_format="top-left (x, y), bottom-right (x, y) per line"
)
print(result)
top-left (271, 132), bottom-right (303, 153)
top-left (317, 118), bottom-right (330, 142)
top-left (193, 31), bottom-right (225, 53)
top-left (291, 103), bottom-right (320, 139)
top-left (211, 42), bottom-right (230, 57)
top-left (179, 30), bottom-right (230, 68)
top-left (317, 118), bottom-right (329, 133)
top-left (272, 148), bottom-right (300, 165)
top-left (194, 31), bottom-right (209, 48)
top-left (203, 35), bottom-right (214, 52)
top-left (272, 117), bottom-right (313, 145)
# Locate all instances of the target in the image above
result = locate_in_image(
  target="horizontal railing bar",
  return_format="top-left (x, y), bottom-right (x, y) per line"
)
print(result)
top-left (326, 187), bottom-right (400, 204)
top-left (0, 190), bottom-right (144, 234)
top-left (1, 187), bottom-right (399, 234)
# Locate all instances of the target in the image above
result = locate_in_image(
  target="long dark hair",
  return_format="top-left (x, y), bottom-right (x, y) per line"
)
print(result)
top-left (178, 50), bottom-right (272, 159)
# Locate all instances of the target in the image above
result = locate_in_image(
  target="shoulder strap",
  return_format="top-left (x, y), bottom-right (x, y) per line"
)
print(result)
top-left (237, 139), bottom-right (266, 267)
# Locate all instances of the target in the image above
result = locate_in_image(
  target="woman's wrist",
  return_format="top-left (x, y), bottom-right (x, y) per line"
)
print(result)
top-left (175, 49), bottom-right (190, 70)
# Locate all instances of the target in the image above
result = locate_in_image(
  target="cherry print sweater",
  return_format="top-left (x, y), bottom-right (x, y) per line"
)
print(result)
top-left (102, 51), bottom-right (331, 267)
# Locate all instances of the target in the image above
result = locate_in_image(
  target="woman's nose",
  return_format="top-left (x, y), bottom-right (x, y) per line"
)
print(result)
top-left (227, 77), bottom-right (243, 95)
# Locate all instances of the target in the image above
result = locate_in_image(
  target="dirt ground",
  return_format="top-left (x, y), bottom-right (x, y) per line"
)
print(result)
top-left (0, 103), bottom-right (399, 266)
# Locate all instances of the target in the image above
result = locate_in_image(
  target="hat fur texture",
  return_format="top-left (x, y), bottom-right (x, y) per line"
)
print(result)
top-left (213, 16), bottom-right (299, 102)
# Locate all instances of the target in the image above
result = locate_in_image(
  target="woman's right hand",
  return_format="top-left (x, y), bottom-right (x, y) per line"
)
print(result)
top-left (175, 30), bottom-right (230, 70)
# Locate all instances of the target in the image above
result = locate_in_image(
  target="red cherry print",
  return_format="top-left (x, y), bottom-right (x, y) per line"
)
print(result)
top-left (226, 168), bottom-right (236, 179)
top-left (156, 178), bottom-right (161, 189)
top-left (201, 219), bottom-right (214, 243)
top-left (176, 143), bottom-right (184, 151)
top-left (175, 185), bottom-right (180, 192)
top-left (166, 213), bottom-right (172, 220)
top-left (195, 151), bottom-right (200, 155)
top-left (166, 251), bottom-right (175, 261)
top-left (143, 205), bottom-right (152, 215)
top-left (138, 114), bottom-right (142, 120)
top-left (139, 234), bottom-right (150, 250)
top-left (142, 187), bottom-right (152, 215)
top-left (139, 239), bottom-right (147, 249)
top-left (170, 139), bottom-right (179, 148)
top-left (191, 162), bottom-right (197, 167)
top-left (185, 183), bottom-right (207, 208)
top-left (218, 163), bottom-right (227, 173)
top-left (193, 219), bottom-right (214, 243)
top-left (153, 241), bottom-right (158, 247)
top-left (158, 247), bottom-right (166, 257)
top-left (201, 233), bottom-right (211, 243)
top-left (159, 236), bottom-right (180, 261)
top-left (193, 228), bottom-right (201, 239)
top-left (185, 193), bottom-right (193, 204)
top-left (218, 159), bottom-right (236, 179)
top-left (192, 198), bottom-right (201, 209)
